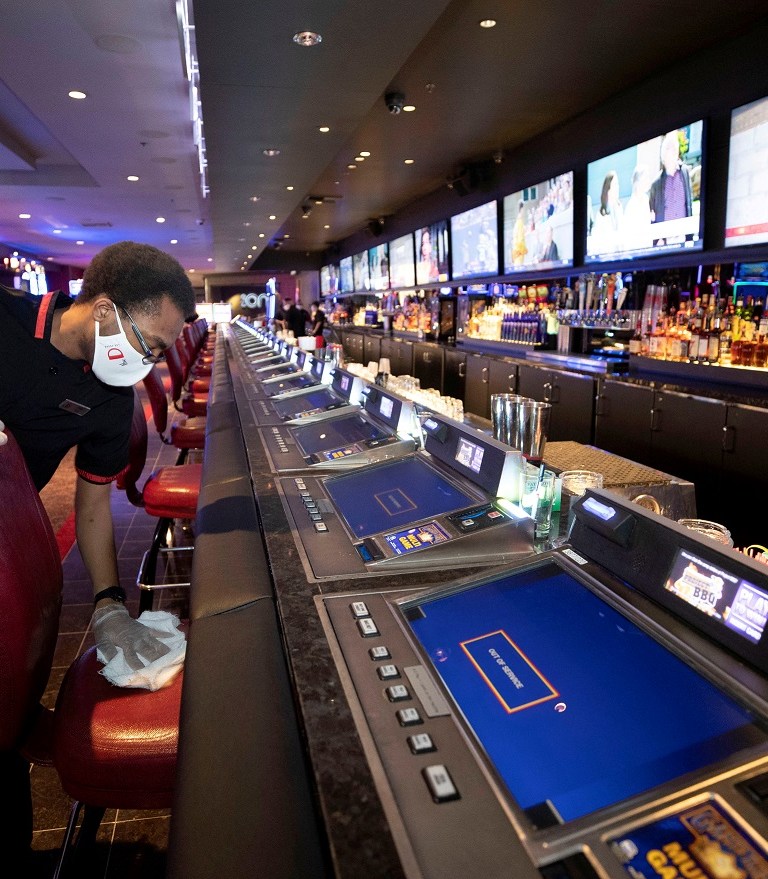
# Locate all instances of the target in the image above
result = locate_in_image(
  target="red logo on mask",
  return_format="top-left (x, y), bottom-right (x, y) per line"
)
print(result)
top-left (107, 347), bottom-right (125, 361)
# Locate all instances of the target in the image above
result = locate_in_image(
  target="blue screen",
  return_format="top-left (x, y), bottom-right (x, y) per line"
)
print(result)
top-left (326, 456), bottom-right (476, 538)
top-left (274, 387), bottom-right (338, 418)
top-left (405, 563), bottom-right (766, 823)
top-left (293, 414), bottom-right (388, 456)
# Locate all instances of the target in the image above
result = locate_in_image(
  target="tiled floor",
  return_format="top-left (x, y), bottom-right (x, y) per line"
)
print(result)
top-left (29, 398), bottom-right (195, 879)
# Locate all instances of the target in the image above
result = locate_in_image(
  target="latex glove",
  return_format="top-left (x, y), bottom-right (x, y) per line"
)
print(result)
top-left (0, 420), bottom-right (7, 446)
top-left (92, 603), bottom-right (171, 671)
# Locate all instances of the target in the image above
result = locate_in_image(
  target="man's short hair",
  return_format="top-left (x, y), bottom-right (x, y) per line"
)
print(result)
top-left (79, 241), bottom-right (196, 319)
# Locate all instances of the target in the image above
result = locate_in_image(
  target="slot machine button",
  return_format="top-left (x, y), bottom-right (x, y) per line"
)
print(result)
top-left (309, 513), bottom-right (322, 522)
top-left (408, 733), bottom-right (436, 754)
top-left (314, 522), bottom-right (329, 533)
top-left (386, 684), bottom-right (410, 702)
top-left (369, 646), bottom-right (391, 661)
top-left (357, 618), bottom-right (379, 637)
top-left (377, 664), bottom-right (400, 680)
top-left (422, 765), bottom-right (460, 803)
top-left (350, 601), bottom-right (370, 618)
top-left (396, 708), bottom-right (422, 726)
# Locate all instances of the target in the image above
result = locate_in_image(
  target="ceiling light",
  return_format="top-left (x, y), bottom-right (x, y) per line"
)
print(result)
top-left (18, 213), bottom-right (31, 219)
top-left (250, 195), bottom-right (260, 202)
top-left (263, 148), bottom-right (280, 157)
top-left (283, 234), bottom-right (290, 239)
top-left (170, 239), bottom-right (178, 244)
top-left (403, 105), bottom-right (416, 112)
top-left (207, 258), bottom-right (213, 262)
top-left (324, 224), bottom-right (330, 229)
top-left (53, 229), bottom-right (62, 234)
top-left (479, 18), bottom-right (497, 28)
top-left (76, 240), bottom-right (85, 245)
top-left (251, 246), bottom-right (258, 251)
top-left (404, 158), bottom-right (415, 164)
top-left (243, 222), bottom-right (251, 227)
top-left (359, 151), bottom-right (371, 157)
top-left (293, 31), bottom-right (322, 47)
top-left (126, 175), bottom-right (139, 182)
top-left (269, 215), bottom-right (276, 220)
top-left (189, 269), bottom-right (195, 273)
top-left (347, 164), bottom-right (356, 169)
top-left (156, 217), bottom-right (166, 223)
top-left (355, 156), bottom-right (364, 162)
top-left (68, 90), bottom-right (87, 100)
top-left (318, 126), bottom-right (330, 133)
top-left (259, 233), bottom-right (265, 238)
top-left (286, 185), bottom-right (294, 191)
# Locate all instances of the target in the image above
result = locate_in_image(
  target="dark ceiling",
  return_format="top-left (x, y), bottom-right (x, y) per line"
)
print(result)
top-left (0, 1), bottom-right (766, 277)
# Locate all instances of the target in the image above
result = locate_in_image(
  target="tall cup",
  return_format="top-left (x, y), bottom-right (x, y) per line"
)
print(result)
top-left (516, 401), bottom-right (552, 464)
top-left (490, 394), bottom-right (528, 446)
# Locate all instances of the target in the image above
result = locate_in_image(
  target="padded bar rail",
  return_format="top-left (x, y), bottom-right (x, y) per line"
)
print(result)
top-left (167, 329), bottom-right (328, 878)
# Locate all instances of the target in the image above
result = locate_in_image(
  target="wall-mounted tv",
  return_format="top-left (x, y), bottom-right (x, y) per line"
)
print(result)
top-left (585, 120), bottom-right (704, 263)
top-left (414, 219), bottom-right (450, 285)
top-left (340, 256), bottom-right (353, 294)
top-left (450, 200), bottom-right (499, 279)
top-left (388, 233), bottom-right (415, 288)
top-left (368, 243), bottom-right (389, 290)
top-left (725, 95), bottom-right (768, 249)
top-left (352, 250), bottom-right (370, 292)
top-left (502, 171), bottom-right (574, 274)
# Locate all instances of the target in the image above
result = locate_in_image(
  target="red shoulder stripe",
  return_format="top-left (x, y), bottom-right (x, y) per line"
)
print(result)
top-left (34, 292), bottom-right (57, 340)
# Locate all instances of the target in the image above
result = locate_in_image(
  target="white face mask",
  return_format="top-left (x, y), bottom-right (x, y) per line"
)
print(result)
top-left (91, 304), bottom-right (153, 386)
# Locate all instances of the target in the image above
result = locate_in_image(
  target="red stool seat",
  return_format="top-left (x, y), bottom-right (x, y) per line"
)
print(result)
top-left (181, 393), bottom-right (208, 418)
top-left (190, 377), bottom-right (211, 393)
top-left (53, 647), bottom-right (182, 809)
top-left (143, 463), bottom-right (202, 519)
top-left (170, 416), bottom-right (207, 449)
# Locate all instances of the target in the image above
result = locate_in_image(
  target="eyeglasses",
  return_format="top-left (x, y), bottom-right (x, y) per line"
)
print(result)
top-left (118, 305), bottom-right (166, 365)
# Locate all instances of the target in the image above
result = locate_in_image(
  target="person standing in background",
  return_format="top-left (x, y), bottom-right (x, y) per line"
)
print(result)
top-left (309, 301), bottom-right (327, 345)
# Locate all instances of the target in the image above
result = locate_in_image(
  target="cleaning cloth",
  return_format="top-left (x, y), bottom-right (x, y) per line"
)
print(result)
top-left (97, 610), bottom-right (186, 691)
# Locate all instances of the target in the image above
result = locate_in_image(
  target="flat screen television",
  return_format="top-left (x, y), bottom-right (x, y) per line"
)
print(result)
top-left (320, 265), bottom-right (331, 294)
top-left (352, 250), bottom-right (370, 292)
top-left (368, 243), bottom-right (389, 290)
top-left (414, 220), bottom-right (450, 286)
top-left (450, 200), bottom-right (499, 279)
top-left (340, 256), bottom-right (353, 294)
top-left (388, 233), bottom-right (415, 288)
top-left (502, 171), bottom-right (574, 274)
top-left (725, 95), bottom-right (768, 248)
top-left (585, 120), bottom-right (704, 263)
top-left (320, 263), bottom-right (339, 295)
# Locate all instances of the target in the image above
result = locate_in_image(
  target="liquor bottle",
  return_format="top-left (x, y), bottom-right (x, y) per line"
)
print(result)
top-left (719, 307), bottom-right (733, 365)
top-left (629, 321), bottom-right (643, 356)
top-left (688, 309), bottom-right (702, 363)
top-left (707, 315), bottom-right (721, 364)
top-left (696, 312), bottom-right (710, 363)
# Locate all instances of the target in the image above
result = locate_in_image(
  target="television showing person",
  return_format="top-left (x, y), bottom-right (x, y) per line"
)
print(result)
top-left (649, 130), bottom-right (693, 223)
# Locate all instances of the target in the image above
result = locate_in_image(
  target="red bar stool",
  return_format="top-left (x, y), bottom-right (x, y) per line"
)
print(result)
top-left (117, 391), bottom-right (202, 610)
top-left (165, 340), bottom-right (208, 417)
top-left (142, 366), bottom-right (206, 462)
top-left (0, 430), bottom-right (183, 877)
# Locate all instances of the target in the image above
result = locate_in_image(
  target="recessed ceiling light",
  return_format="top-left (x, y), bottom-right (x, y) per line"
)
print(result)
top-left (53, 229), bottom-right (62, 234)
top-left (189, 269), bottom-right (196, 273)
top-left (318, 126), bottom-right (330, 133)
top-left (207, 258), bottom-right (213, 262)
top-left (479, 18), bottom-right (497, 28)
top-left (156, 217), bottom-right (166, 223)
top-left (170, 239), bottom-right (178, 244)
top-left (46, 257), bottom-right (54, 261)
top-left (18, 213), bottom-right (31, 219)
top-left (250, 195), bottom-right (260, 202)
top-left (269, 215), bottom-right (276, 220)
top-left (76, 240), bottom-right (85, 245)
top-left (403, 105), bottom-right (416, 112)
top-left (359, 151), bottom-right (371, 157)
top-left (292, 31), bottom-right (322, 47)
top-left (68, 90), bottom-right (87, 100)
top-left (251, 246), bottom-right (258, 251)
top-left (324, 224), bottom-right (330, 229)
top-left (284, 234), bottom-right (290, 239)
top-left (258, 233), bottom-right (265, 238)
top-left (354, 156), bottom-right (364, 162)
top-left (243, 222), bottom-right (251, 227)
top-left (286, 185), bottom-right (294, 191)
top-left (263, 148), bottom-right (280, 157)
top-left (404, 158), bottom-right (415, 164)
top-left (347, 164), bottom-right (356, 169)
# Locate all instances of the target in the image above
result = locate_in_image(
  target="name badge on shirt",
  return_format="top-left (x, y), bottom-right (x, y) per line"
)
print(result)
top-left (59, 399), bottom-right (91, 416)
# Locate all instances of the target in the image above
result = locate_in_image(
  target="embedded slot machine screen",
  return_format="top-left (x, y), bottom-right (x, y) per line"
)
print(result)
top-left (293, 414), bottom-right (389, 457)
top-left (265, 373), bottom-right (315, 395)
top-left (324, 456), bottom-right (477, 539)
top-left (273, 387), bottom-right (339, 419)
top-left (401, 561), bottom-right (767, 824)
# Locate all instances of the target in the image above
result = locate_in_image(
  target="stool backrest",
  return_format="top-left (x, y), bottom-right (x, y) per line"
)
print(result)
top-left (142, 366), bottom-right (169, 436)
top-left (165, 341), bottom-right (185, 404)
top-left (0, 431), bottom-right (62, 749)
top-left (115, 390), bottom-right (148, 507)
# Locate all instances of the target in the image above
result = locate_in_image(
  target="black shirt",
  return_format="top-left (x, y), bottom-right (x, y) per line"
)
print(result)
top-left (285, 304), bottom-right (308, 338)
top-left (0, 286), bottom-right (133, 490)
